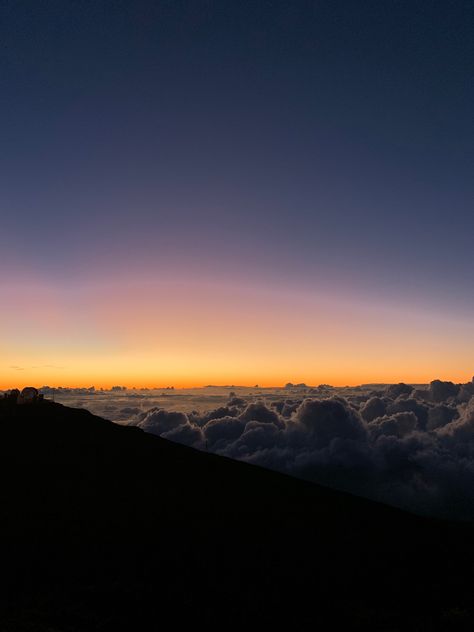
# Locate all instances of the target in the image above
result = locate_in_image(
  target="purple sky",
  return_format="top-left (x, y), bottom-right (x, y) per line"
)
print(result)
top-left (1, 1), bottom-right (473, 386)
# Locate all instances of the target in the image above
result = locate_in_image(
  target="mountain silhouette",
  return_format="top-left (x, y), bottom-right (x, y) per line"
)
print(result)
top-left (0, 398), bottom-right (472, 630)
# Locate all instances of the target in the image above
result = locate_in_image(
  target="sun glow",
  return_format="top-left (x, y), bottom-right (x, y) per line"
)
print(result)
top-left (1, 276), bottom-right (472, 390)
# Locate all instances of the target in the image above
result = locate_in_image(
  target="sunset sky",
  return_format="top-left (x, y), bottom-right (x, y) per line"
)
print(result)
top-left (1, 1), bottom-right (472, 388)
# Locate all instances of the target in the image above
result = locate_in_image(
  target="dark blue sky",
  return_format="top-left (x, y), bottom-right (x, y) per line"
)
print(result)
top-left (1, 0), bottom-right (473, 309)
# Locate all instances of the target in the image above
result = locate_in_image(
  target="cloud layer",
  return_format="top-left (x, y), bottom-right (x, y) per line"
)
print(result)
top-left (130, 379), bottom-right (474, 520)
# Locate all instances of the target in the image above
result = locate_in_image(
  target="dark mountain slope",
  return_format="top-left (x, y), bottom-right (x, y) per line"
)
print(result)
top-left (0, 399), bottom-right (472, 630)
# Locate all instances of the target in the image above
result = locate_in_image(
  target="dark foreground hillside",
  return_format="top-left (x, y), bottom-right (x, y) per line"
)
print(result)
top-left (0, 400), bottom-right (472, 631)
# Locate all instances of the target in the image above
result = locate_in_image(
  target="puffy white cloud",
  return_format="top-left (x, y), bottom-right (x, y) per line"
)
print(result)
top-left (238, 401), bottom-right (285, 427)
top-left (386, 398), bottom-right (429, 429)
top-left (457, 380), bottom-right (474, 403)
top-left (385, 383), bottom-right (413, 398)
top-left (368, 412), bottom-right (417, 439)
top-left (203, 416), bottom-right (246, 448)
top-left (426, 405), bottom-right (458, 430)
top-left (360, 396), bottom-right (387, 422)
top-left (223, 421), bottom-right (282, 457)
top-left (293, 398), bottom-right (367, 447)
top-left (162, 422), bottom-right (204, 449)
top-left (436, 397), bottom-right (474, 443)
top-left (125, 382), bottom-right (474, 520)
top-left (139, 409), bottom-right (189, 434)
top-left (429, 379), bottom-right (460, 403)
top-left (137, 408), bottom-right (204, 448)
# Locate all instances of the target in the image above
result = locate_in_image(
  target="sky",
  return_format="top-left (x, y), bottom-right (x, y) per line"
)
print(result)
top-left (1, 0), bottom-right (473, 388)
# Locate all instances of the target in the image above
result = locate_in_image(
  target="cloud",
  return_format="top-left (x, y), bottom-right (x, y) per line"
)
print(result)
top-left (137, 408), bottom-right (204, 448)
top-left (55, 378), bottom-right (474, 520)
top-left (162, 422), bottom-right (204, 448)
top-left (293, 398), bottom-right (367, 446)
top-left (385, 383), bottom-right (413, 398)
top-left (368, 412), bottom-right (418, 439)
top-left (203, 416), bottom-right (246, 448)
top-left (426, 405), bottom-right (458, 430)
top-left (238, 401), bottom-right (285, 428)
top-left (360, 396), bottom-right (387, 422)
top-left (436, 397), bottom-right (474, 443)
top-left (429, 379), bottom-right (460, 403)
top-left (386, 398), bottom-right (429, 429)
top-left (223, 421), bottom-right (282, 457)
top-left (9, 364), bottom-right (66, 371)
top-left (138, 408), bottom-right (190, 435)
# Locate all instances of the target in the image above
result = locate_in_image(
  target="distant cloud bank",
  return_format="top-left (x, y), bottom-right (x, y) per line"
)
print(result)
top-left (130, 379), bottom-right (474, 520)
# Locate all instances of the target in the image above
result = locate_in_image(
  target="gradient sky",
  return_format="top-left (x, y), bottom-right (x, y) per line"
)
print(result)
top-left (1, 1), bottom-right (473, 388)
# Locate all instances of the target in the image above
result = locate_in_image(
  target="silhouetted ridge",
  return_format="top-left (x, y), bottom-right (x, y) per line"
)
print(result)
top-left (0, 400), bottom-right (472, 630)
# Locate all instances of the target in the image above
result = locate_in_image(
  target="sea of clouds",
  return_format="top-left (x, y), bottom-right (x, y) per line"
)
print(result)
top-left (42, 380), bottom-right (474, 520)
top-left (128, 380), bottom-right (474, 520)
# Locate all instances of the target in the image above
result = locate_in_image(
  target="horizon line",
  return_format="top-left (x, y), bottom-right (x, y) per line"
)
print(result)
top-left (2, 377), bottom-right (473, 392)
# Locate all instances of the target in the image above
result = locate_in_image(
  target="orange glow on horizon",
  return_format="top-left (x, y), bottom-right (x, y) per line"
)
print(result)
top-left (2, 373), bottom-right (473, 391)
top-left (1, 276), bottom-right (472, 391)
